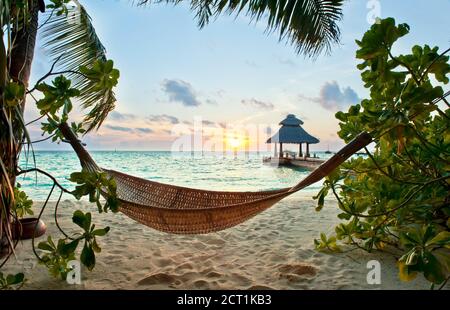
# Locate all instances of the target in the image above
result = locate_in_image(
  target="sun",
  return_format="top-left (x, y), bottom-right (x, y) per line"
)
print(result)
top-left (227, 137), bottom-right (242, 149)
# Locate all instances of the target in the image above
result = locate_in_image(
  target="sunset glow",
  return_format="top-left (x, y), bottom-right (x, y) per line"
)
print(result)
top-left (227, 137), bottom-right (242, 149)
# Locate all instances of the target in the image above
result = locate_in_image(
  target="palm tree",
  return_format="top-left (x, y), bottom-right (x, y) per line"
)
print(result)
top-left (0, 0), bottom-right (343, 256)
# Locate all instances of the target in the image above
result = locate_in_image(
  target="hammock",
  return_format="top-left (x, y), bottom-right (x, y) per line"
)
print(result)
top-left (59, 123), bottom-right (372, 234)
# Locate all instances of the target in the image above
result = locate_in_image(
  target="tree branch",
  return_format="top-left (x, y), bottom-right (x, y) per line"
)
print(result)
top-left (20, 134), bottom-right (56, 145)
top-left (26, 53), bottom-right (89, 94)
top-left (16, 168), bottom-right (72, 194)
top-left (388, 49), bottom-right (420, 85)
top-left (336, 175), bottom-right (450, 218)
top-left (419, 47), bottom-right (450, 83)
top-left (363, 147), bottom-right (424, 185)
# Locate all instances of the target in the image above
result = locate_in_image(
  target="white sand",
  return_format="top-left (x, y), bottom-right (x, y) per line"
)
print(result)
top-left (3, 195), bottom-right (437, 289)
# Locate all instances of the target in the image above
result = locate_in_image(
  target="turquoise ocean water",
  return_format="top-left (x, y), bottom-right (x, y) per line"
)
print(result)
top-left (18, 151), bottom-right (333, 201)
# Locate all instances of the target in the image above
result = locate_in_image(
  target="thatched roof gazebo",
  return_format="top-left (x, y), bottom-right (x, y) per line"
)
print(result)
top-left (267, 114), bottom-right (319, 158)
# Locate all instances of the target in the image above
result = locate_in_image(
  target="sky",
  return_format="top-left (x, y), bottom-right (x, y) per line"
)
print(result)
top-left (26, 0), bottom-right (450, 151)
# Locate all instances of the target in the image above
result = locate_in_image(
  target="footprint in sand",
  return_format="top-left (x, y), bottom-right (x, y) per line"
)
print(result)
top-left (205, 271), bottom-right (222, 278)
top-left (192, 279), bottom-right (210, 289)
top-left (206, 238), bottom-right (225, 246)
top-left (108, 249), bottom-right (124, 255)
top-left (278, 263), bottom-right (318, 280)
top-left (137, 273), bottom-right (176, 286)
top-left (154, 258), bottom-right (174, 268)
top-left (152, 249), bottom-right (162, 257)
top-left (230, 273), bottom-right (252, 287)
top-left (174, 262), bottom-right (194, 272)
top-left (192, 241), bottom-right (207, 251)
top-left (248, 285), bottom-right (274, 290)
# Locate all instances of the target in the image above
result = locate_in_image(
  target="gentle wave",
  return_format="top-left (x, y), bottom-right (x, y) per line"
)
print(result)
top-left (18, 151), bottom-right (332, 200)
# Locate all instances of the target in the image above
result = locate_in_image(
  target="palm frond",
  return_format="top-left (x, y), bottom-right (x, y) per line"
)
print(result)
top-left (138, 0), bottom-right (344, 57)
top-left (40, 2), bottom-right (116, 132)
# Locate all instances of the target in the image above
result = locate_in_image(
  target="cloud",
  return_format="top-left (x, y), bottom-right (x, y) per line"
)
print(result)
top-left (105, 125), bottom-right (133, 132)
top-left (277, 57), bottom-right (297, 67)
top-left (136, 127), bottom-right (153, 134)
top-left (241, 98), bottom-right (274, 110)
top-left (161, 79), bottom-right (201, 107)
top-left (202, 120), bottom-right (216, 127)
top-left (206, 99), bottom-right (218, 105)
top-left (245, 60), bottom-right (259, 68)
top-left (313, 81), bottom-right (360, 111)
top-left (216, 89), bottom-right (226, 97)
top-left (147, 114), bottom-right (180, 124)
top-left (105, 124), bottom-right (153, 134)
top-left (109, 111), bottom-right (136, 121)
top-left (161, 129), bottom-right (172, 134)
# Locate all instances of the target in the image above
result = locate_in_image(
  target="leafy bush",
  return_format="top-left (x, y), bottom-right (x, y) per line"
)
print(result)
top-left (0, 272), bottom-right (25, 290)
top-left (38, 236), bottom-right (77, 280)
top-left (19, 59), bottom-right (119, 280)
top-left (70, 170), bottom-right (119, 213)
top-left (38, 210), bottom-right (110, 279)
top-left (314, 18), bottom-right (450, 287)
top-left (12, 184), bottom-right (33, 218)
top-left (16, 57), bottom-right (120, 280)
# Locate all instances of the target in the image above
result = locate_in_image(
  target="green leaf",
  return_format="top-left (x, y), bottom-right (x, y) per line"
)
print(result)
top-left (37, 242), bottom-right (54, 252)
top-left (321, 16), bottom-right (449, 288)
top-left (72, 210), bottom-right (87, 230)
top-left (84, 212), bottom-right (92, 231)
top-left (92, 226), bottom-right (110, 236)
top-left (313, 187), bottom-right (329, 212)
top-left (6, 273), bottom-right (24, 285)
top-left (337, 212), bottom-right (352, 220)
top-left (60, 239), bottom-right (80, 257)
top-left (4, 82), bottom-right (25, 107)
top-left (80, 243), bottom-right (96, 271)
top-left (316, 191), bottom-right (326, 212)
top-left (140, 0), bottom-right (344, 58)
top-left (69, 170), bottom-right (118, 213)
top-left (106, 196), bottom-right (119, 213)
top-left (41, 3), bottom-right (117, 131)
top-left (92, 239), bottom-right (101, 253)
top-left (36, 75), bottom-right (80, 119)
top-left (12, 185), bottom-right (33, 219)
top-left (433, 249), bottom-right (450, 274)
top-left (422, 252), bottom-right (446, 284)
top-left (405, 249), bottom-right (419, 266)
top-left (426, 231), bottom-right (450, 248)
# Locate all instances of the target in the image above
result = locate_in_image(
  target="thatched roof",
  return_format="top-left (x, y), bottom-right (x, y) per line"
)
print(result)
top-left (279, 114), bottom-right (304, 126)
top-left (267, 114), bottom-right (319, 144)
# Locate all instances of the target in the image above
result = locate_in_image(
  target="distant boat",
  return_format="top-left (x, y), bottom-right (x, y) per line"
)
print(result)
top-left (325, 144), bottom-right (332, 154)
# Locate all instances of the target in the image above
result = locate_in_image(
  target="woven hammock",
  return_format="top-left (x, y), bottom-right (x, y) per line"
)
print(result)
top-left (59, 123), bottom-right (372, 234)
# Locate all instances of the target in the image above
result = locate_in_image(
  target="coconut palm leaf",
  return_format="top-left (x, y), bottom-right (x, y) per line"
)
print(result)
top-left (40, 2), bottom-right (116, 132)
top-left (137, 0), bottom-right (344, 57)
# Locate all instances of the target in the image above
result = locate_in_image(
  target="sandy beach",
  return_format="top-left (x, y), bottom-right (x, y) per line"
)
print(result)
top-left (3, 195), bottom-right (436, 290)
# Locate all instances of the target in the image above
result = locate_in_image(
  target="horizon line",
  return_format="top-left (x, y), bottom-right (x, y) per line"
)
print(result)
top-left (30, 149), bottom-right (335, 153)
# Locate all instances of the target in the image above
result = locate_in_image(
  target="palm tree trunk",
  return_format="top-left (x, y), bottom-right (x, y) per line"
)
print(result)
top-left (9, 0), bottom-right (40, 92)
top-left (0, 0), bottom-right (40, 257)
top-left (0, 26), bottom-right (11, 257)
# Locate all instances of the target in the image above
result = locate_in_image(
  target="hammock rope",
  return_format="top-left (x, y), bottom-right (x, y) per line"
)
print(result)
top-left (58, 122), bottom-right (372, 234)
